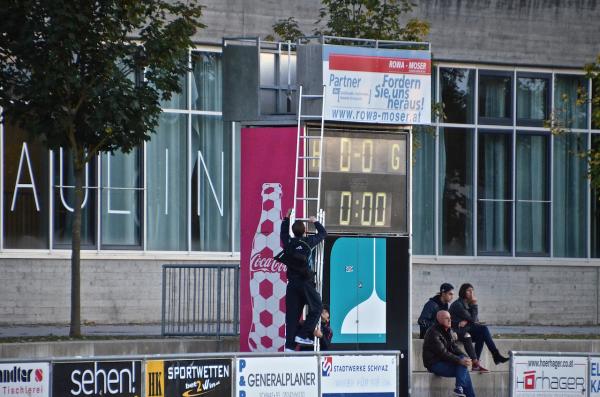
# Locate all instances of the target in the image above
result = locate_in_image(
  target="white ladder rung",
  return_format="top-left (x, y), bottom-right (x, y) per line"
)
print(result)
top-left (300, 135), bottom-right (321, 139)
top-left (299, 156), bottom-right (321, 160)
top-left (300, 115), bottom-right (322, 119)
top-left (297, 176), bottom-right (320, 180)
top-left (302, 94), bottom-right (323, 99)
top-left (297, 197), bottom-right (319, 201)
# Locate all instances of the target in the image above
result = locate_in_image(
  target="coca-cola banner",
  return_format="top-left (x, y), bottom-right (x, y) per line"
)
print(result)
top-left (240, 127), bottom-right (299, 352)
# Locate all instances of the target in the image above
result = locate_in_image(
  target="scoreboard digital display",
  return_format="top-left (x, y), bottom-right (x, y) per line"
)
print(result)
top-left (307, 128), bottom-right (408, 234)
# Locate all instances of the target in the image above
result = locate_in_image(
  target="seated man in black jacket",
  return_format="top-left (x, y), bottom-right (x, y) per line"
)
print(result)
top-left (418, 283), bottom-right (455, 338)
top-left (449, 283), bottom-right (509, 367)
top-left (422, 311), bottom-right (475, 397)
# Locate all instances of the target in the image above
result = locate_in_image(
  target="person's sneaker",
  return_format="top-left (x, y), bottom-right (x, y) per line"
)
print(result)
top-left (294, 336), bottom-right (314, 346)
top-left (472, 364), bottom-right (490, 373)
top-left (453, 386), bottom-right (466, 397)
top-left (284, 348), bottom-right (296, 352)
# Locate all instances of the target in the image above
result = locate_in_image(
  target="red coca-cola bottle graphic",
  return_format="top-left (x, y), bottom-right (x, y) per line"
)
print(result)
top-left (248, 183), bottom-right (287, 351)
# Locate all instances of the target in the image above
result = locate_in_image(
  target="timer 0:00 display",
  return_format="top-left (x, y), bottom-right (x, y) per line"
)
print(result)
top-left (325, 190), bottom-right (392, 227)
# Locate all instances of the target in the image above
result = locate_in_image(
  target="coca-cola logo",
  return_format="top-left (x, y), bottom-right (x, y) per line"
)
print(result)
top-left (250, 253), bottom-right (287, 273)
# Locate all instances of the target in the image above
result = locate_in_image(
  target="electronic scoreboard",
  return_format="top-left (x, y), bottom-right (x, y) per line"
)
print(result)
top-left (307, 127), bottom-right (408, 234)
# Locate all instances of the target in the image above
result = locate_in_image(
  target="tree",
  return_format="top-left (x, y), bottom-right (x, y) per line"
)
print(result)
top-left (547, 55), bottom-right (600, 190)
top-left (316, 0), bottom-right (429, 42)
top-left (585, 55), bottom-right (600, 189)
top-left (268, 0), bottom-right (429, 43)
top-left (0, 0), bottom-right (204, 336)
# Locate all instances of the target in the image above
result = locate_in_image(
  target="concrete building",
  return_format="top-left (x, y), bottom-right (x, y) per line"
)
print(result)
top-left (2, 0), bottom-right (600, 327)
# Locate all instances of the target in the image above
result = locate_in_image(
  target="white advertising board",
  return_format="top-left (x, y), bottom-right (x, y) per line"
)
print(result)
top-left (320, 355), bottom-right (396, 397)
top-left (512, 355), bottom-right (587, 396)
top-left (322, 44), bottom-right (431, 125)
top-left (590, 357), bottom-right (600, 396)
top-left (236, 357), bottom-right (318, 397)
top-left (0, 362), bottom-right (50, 397)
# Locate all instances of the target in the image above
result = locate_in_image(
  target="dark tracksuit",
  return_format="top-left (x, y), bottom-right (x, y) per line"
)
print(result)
top-left (281, 217), bottom-right (327, 349)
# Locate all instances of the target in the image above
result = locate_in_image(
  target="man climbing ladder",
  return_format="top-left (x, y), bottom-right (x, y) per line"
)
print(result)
top-left (280, 208), bottom-right (327, 352)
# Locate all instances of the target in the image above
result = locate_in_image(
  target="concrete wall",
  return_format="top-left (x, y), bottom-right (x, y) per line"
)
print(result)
top-left (412, 262), bottom-right (600, 326)
top-left (194, 0), bottom-right (600, 68)
top-left (0, 258), bottom-right (230, 325)
top-left (2, 257), bottom-right (598, 325)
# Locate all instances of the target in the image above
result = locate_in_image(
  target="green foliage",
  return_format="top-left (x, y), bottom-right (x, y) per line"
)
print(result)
top-left (0, 0), bottom-right (204, 166)
top-left (316, 0), bottom-right (429, 42)
top-left (586, 54), bottom-right (600, 130)
top-left (584, 55), bottom-right (600, 191)
top-left (267, 0), bottom-right (429, 43)
top-left (268, 17), bottom-right (304, 42)
top-left (545, 54), bottom-right (600, 191)
top-left (0, 0), bottom-right (204, 336)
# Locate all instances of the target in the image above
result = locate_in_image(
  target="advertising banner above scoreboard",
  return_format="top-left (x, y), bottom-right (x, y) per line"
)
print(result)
top-left (322, 44), bottom-right (431, 125)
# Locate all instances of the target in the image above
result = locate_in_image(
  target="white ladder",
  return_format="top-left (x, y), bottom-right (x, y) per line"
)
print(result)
top-left (292, 84), bottom-right (326, 222)
top-left (291, 84), bottom-right (327, 351)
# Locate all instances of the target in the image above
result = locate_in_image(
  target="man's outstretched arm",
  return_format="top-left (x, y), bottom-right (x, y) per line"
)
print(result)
top-left (306, 216), bottom-right (327, 247)
top-left (280, 209), bottom-right (292, 246)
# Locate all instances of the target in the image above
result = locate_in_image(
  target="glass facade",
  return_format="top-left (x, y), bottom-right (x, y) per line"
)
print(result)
top-left (1, 49), bottom-right (238, 253)
top-left (412, 65), bottom-right (598, 258)
top-left (1, 54), bottom-right (598, 260)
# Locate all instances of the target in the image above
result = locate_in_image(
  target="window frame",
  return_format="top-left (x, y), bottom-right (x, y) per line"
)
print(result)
top-left (516, 72), bottom-right (552, 127)
top-left (478, 70), bottom-right (514, 126)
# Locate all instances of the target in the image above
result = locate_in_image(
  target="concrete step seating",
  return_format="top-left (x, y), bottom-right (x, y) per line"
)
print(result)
top-left (411, 339), bottom-right (600, 397)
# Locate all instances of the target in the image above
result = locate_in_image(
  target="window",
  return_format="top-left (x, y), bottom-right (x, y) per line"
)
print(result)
top-left (554, 133), bottom-right (587, 257)
top-left (591, 135), bottom-right (600, 258)
top-left (412, 126), bottom-right (435, 254)
top-left (53, 148), bottom-right (97, 248)
top-left (3, 123), bottom-right (49, 248)
top-left (478, 71), bottom-right (512, 125)
top-left (592, 80), bottom-right (599, 130)
top-left (159, 74), bottom-right (187, 110)
top-left (517, 73), bottom-right (550, 126)
top-left (515, 133), bottom-right (549, 255)
top-left (259, 44), bottom-right (297, 114)
top-left (190, 115), bottom-right (231, 251)
top-left (440, 68), bottom-right (475, 124)
top-left (439, 128), bottom-right (473, 255)
top-left (192, 52), bottom-right (222, 112)
top-left (146, 113), bottom-right (188, 250)
top-left (477, 131), bottom-right (512, 255)
top-left (554, 75), bottom-right (587, 129)
top-left (100, 149), bottom-right (142, 248)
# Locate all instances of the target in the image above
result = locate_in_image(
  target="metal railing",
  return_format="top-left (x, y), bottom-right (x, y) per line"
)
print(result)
top-left (161, 264), bottom-right (239, 336)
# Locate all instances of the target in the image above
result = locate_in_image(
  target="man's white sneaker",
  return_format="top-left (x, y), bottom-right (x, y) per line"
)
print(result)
top-left (294, 336), bottom-right (314, 346)
top-left (284, 348), bottom-right (296, 352)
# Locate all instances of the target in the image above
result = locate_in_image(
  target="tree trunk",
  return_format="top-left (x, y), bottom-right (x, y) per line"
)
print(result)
top-left (69, 157), bottom-right (85, 337)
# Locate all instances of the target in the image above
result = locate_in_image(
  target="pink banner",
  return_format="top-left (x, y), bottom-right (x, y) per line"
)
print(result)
top-left (240, 127), bottom-right (299, 352)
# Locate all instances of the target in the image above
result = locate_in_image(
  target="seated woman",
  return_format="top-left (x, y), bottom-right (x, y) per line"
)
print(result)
top-left (449, 283), bottom-right (509, 372)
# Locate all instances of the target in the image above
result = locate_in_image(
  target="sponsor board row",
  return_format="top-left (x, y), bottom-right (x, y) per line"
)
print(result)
top-left (512, 355), bottom-right (600, 397)
top-left (0, 355), bottom-right (397, 397)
